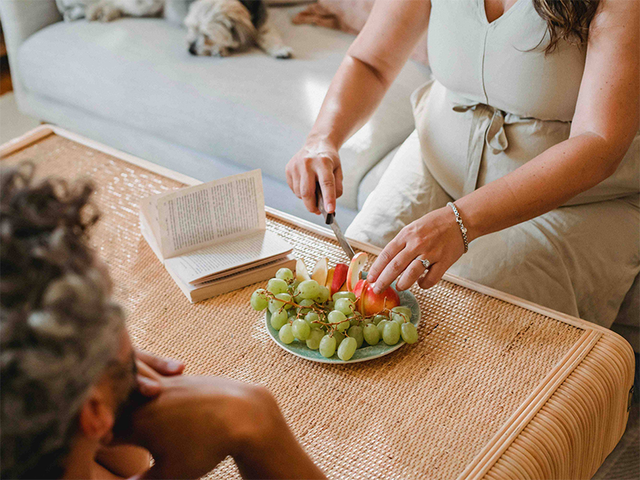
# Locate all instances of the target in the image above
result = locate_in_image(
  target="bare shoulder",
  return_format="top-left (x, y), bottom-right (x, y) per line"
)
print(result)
top-left (590, 0), bottom-right (639, 36)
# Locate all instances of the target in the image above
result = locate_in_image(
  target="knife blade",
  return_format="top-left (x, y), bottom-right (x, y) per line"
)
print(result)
top-left (316, 186), bottom-right (355, 260)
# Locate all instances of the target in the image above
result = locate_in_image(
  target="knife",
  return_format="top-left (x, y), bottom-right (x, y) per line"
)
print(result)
top-left (316, 186), bottom-right (355, 260)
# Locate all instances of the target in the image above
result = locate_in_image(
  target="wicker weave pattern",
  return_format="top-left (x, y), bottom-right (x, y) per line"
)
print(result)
top-left (2, 133), bottom-right (632, 479)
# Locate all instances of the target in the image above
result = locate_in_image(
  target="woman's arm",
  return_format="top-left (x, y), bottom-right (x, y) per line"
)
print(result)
top-left (368, 0), bottom-right (639, 292)
top-left (286, 0), bottom-right (431, 214)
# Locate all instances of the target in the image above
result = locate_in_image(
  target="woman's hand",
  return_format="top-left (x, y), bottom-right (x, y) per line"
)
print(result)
top-left (285, 141), bottom-right (343, 215)
top-left (135, 350), bottom-right (185, 397)
top-left (367, 207), bottom-right (465, 294)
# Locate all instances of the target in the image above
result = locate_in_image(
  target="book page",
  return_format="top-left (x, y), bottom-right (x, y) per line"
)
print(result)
top-left (165, 230), bottom-right (293, 285)
top-left (156, 170), bottom-right (265, 258)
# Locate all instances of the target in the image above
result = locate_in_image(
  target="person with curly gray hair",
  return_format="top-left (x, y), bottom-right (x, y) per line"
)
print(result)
top-left (0, 163), bottom-right (324, 480)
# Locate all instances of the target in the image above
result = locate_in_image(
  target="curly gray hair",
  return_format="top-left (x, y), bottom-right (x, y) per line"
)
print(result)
top-left (1, 163), bottom-right (128, 479)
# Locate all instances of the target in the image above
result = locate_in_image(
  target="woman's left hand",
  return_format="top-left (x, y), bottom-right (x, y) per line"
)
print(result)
top-left (367, 207), bottom-right (465, 294)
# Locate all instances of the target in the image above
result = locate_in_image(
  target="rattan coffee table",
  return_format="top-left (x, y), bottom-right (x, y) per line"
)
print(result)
top-left (1, 126), bottom-right (635, 480)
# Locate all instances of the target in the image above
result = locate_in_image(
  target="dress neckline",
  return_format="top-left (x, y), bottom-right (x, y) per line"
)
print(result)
top-left (480, 0), bottom-right (525, 25)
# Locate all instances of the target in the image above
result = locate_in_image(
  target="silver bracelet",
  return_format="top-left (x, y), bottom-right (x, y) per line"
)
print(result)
top-left (447, 202), bottom-right (469, 254)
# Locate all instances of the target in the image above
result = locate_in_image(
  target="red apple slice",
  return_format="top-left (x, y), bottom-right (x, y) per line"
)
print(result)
top-left (346, 252), bottom-right (368, 292)
top-left (330, 263), bottom-right (348, 295)
top-left (311, 257), bottom-right (329, 286)
top-left (295, 258), bottom-right (311, 281)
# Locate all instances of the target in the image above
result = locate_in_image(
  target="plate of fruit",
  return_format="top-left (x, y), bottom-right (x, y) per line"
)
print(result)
top-left (250, 252), bottom-right (420, 363)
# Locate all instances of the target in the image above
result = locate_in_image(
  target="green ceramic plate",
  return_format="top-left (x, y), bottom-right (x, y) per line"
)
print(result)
top-left (265, 274), bottom-right (420, 364)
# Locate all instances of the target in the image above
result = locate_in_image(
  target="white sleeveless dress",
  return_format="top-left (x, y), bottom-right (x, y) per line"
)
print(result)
top-left (345, 0), bottom-right (639, 328)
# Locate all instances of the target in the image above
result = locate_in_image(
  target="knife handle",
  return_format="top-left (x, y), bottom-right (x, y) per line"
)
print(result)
top-left (316, 184), bottom-right (334, 225)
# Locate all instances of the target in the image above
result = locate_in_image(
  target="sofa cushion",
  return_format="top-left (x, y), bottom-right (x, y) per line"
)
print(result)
top-left (17, 6), bottom-right (430, 210)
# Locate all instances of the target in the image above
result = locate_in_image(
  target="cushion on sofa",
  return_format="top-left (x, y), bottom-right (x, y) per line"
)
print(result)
top-left (17, 6), bottom-right (430, 210)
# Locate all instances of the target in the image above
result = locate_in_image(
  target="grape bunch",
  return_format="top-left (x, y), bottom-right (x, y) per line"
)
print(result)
top-left (250, 267), bottom-right (418, 361)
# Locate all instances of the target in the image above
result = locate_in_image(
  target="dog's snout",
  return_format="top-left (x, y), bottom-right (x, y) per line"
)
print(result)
top-left (188, 41), bottom-right (198, 56)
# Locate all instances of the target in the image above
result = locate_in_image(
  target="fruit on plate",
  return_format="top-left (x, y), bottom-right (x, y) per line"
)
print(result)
top-left (346, 252), bottom-right (367, 292)
top-left (295, 258), bottom-right (311, 281)
top-left (354, 279), bottom-right (400, 316)
top-left (329, 263), bottom-right (348, 295)
top-left (311, 257), bottom-right (329, 286)
top-left (250, 257), bottom-right (417, 361)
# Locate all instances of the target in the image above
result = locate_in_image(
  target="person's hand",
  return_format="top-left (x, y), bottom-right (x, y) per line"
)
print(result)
top-left (285, 141), bottom-right (343, 214)
top-left (367, 207), bottom-right (465, 294)
top-left (135, 350), bottom-right (184, 397)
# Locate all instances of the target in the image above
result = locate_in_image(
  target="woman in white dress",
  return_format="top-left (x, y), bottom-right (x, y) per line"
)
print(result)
top-left (285, 0), bottom-right (639, 327)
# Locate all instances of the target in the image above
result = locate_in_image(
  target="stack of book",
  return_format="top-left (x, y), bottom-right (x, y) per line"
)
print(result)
top-left (140, 169), bottom-right (295, 302)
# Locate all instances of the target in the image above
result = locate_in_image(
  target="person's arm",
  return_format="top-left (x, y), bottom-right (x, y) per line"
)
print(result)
top-left (94, 350), bottom-right (185, 478)
top-left (119, 376), bottom-right (324, 480)
top-left (286, 0), bottom-right (431, 214)
top-left (368, 0), bottom-right (639, 293)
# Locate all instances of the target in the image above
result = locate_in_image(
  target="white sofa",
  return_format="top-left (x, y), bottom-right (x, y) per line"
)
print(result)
top-left (0, 0), bottom-right (431, 226)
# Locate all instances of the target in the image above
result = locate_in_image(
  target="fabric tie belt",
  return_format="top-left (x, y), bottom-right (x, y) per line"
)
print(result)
top-left (452, 102), bottom-right (511, 195)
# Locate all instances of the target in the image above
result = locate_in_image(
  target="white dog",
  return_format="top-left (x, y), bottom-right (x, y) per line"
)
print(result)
top-left (185, 0), bottom-right (292, 58)
top-left (86, 0), bottom-right (164, 21)
top-left (83, 0), bottom-right (292, 59)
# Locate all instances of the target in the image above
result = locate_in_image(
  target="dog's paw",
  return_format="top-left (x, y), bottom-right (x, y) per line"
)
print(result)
top-left (270, 46), bottom-right (293, 59)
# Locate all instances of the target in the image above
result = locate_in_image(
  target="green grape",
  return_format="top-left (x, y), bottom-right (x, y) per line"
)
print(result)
top-left (326, 300), bottom-right (335, 311)
top-left (335, 298), bottom-right (355, 316)
top-left (275, 268), bottom-right (294, 282)
top-left (377, 319), bottom-right (390, 336)
top-left (349, 317), bottom-right (360, 327)
top-left (268, 299), bottom-right (280, 314)
top-left (297, 280), bottom-right (321, 300)
top-left (338, 336), bottom-right (357, 361)
top-left (289, 280), bottom-right (301, 294)
top-left (332, 291), bottom-right (356, 302)
top-left (279, 324), bottom-right (295, 344)
top-left (306, 329), bottom-right (324, 350)
top-left (328, 310), bottom-right (348, 331)
top-left (372, 314), bottom-right (388, 326)
top-left (314, 286), bottom-right (330, 304)
top-left (401, 322), bottom-right (419, 344)
top-left (391, 306), bottom-right (412, 324)
top-left (347, 325), bottom-right (364, 348)
top-left (319, 334), bottom-right (337, 358)
top-left (270, 310), bottom-right (289, 330)
top-left (267, 278), bottom-right (288, 295)
top-left (292, 319), bottom-right (311, 341)
top-left (288, 309), bottom-right (297, 319)
top-left (363, 323), bottom-right (380, 345)
top-left (383, 321), bottom-right (401, 345)
top-left (250, 289), bottom-right (269, 311)
top-left (274, 293), bottom-right (293, 310)
top-left (333, 331), bottom-right (345, 347)
top-left (305, 312), bottom-right (321, 329)
top-left (298, 298), bottom-right (315, 315)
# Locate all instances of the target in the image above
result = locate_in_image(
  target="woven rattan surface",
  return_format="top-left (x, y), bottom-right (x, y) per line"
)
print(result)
top-left (3, 133), bottom-right (627, 479)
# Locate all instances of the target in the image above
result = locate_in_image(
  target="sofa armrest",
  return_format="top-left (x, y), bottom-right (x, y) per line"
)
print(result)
top-left (0, 0), bottom-right (61, 108)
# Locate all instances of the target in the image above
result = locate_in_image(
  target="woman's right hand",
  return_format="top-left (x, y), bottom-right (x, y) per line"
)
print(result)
top-left (285, 141), bottom-right (343, 215)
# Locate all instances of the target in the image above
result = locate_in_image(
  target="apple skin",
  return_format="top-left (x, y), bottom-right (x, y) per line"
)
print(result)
top-left (354, 279), bottom-right (400, 316)
top-left (330, 263), bottom-right (348, 295)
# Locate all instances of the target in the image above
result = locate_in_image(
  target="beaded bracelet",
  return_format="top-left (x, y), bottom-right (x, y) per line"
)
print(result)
top-left (447, 202), bottom-right (469, 254)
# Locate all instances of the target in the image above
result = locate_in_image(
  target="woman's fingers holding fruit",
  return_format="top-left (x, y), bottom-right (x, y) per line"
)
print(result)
top-left (395, 256), bottom-right (429, 291)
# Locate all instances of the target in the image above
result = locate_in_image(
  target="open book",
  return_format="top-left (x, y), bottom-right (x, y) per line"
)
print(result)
top-left (140, 170), bottom-right (295, 302)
